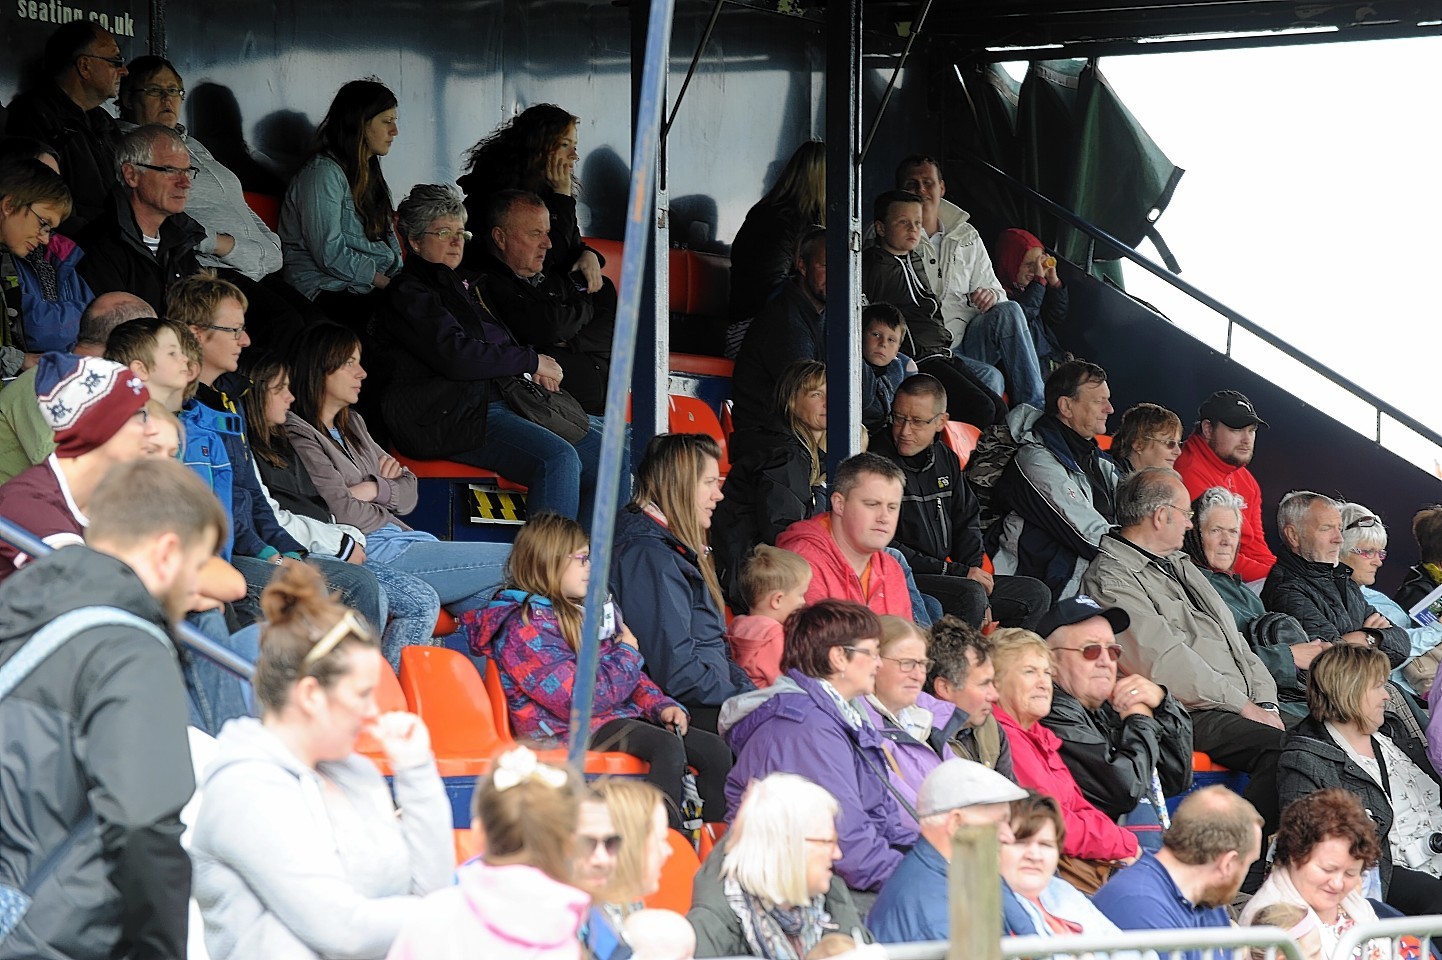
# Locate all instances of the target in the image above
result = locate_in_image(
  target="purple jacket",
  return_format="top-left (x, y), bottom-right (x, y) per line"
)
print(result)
top-left (858, 692), bottom-right (955, 822)
top-left (719, 670), bottom-right (918, 892)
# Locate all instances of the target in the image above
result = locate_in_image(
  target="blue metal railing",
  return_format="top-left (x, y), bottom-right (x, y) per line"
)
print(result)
top-left (959, 153), bottom-right (1442, 453)
top-left (0, 515), bottom-right (255, 679)
top-left (567, 0), bottom-right (677, 767)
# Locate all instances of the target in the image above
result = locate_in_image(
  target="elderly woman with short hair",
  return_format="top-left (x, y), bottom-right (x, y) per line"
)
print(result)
top-left (688, 773), bottom-right (870, 959)
top-left (1186, 486), bottom-right (1315, 717)
top-left (372, 183), bottom-right (608, 522)
top-left (991, 628), bottom-right (1141, 894)
top-left (1278, 644), bottom-right (1442, 917)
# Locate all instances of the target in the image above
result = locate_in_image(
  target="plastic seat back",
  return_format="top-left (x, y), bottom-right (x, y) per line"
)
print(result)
top-left (941, 420), bottom-right (983, 468)
top-left (642, 829), bottom-right (702, 912)
top-left (399, 646), bottom-right (509, 766)
top-left (355, 651), bottom-right (407, 771)
top-left (668, 396), bottom-right (730, 475)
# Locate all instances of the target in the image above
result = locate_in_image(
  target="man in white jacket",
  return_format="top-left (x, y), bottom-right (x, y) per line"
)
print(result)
top-left (896, 156), bottom-right (1046, 409)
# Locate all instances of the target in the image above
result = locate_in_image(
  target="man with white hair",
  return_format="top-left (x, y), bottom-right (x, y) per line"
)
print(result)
top-left (867, 758), bottom-right (1027, 943)
top-left (77, 123), bottom-right (204, 312)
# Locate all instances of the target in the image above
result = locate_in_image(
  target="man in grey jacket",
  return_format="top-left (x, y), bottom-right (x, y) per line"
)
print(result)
top-left (1078, 466), bottom-right (1286, 844)
top-left (0, 458), bottom-right (227, 960)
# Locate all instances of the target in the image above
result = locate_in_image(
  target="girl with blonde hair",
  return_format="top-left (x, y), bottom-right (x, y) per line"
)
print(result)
top-left (469, 512), bottom-right (732, 827)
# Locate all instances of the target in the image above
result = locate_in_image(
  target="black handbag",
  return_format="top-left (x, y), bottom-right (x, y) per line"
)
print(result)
top-left (496, 373), bottom-right (591, 444)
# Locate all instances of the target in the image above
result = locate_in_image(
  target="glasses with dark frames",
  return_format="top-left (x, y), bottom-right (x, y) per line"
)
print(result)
top-left (1053, 643), bottom-right (1121, 662)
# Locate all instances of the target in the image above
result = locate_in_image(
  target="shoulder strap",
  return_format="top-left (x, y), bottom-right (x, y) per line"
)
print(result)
top-left (845, 727), bottom-right (920, 822)
top-left (0, 606), bottom-right (171, 701)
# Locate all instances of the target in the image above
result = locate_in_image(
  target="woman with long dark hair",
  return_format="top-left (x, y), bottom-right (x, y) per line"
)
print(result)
top-left (457, 104), bottom-right (600, 289)
top-left (283, 322), bottom-right (510, 628)
top-left (280, 79), bottom-right (403, 327)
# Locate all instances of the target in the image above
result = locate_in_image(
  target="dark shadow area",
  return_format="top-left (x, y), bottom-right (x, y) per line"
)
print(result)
top-left (669, 194), bottom-right (720, 252)
top-left (578, 145), bottom-right (630, 241)
top-left (253, 109), bottom-right (316, 183)
top-left (188, 82), bottom-right (287, 195)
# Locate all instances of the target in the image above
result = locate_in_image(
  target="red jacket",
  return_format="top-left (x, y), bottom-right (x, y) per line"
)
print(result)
top-left (777, 514), bottom-right (913, 619)
top-left (996, 705), bottom-right (1138, 862)
top-left (1174, 434), bottom-right (1276, 582)
top-left (726, 614), bottom-right (785, 688)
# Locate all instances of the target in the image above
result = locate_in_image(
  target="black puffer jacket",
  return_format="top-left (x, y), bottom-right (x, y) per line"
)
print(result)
top-left (871, 430), bottom-right (983, 576)
top-left (373, 255), bottom-right (539, 458)
top-left (75, 191), bottom-right (204, 314)
top-left (1261, 548), bottom-right (1409, 668)
top-left (860, 244), bottom-right (951, 360)
top-left (0, 547), bottom-right (194, 960)
top-left (1041, 687), bottom-right (1194, 821)
top-left (1279, 713), bottom-right (1439, 897)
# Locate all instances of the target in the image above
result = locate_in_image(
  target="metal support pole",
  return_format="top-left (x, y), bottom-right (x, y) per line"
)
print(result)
top-left (0, 516), bottom-right (255, 680)
top-left (569, 0), bottom-right (676, 767)
top-left (824, 0), bottom-right (863, 480)
top-left (629, 0), bottom-right (672, 473)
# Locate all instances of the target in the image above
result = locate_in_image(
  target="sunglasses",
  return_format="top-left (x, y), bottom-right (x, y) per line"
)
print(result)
top-left (576, 833), bottom-right (623, 857)
top-left (1054, 643), bottom-right (1121, 662)
top-left (1345, 516), bottom-right (1381, 531)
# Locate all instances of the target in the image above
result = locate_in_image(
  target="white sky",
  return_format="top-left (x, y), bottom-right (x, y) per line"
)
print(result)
top-left (1010, 37), bottom-right (1442, 474)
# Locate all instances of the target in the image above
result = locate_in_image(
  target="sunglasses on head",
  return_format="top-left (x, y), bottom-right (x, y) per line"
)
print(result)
top-left (1345, 516), bottom-right (1380, 531)
top-left (1054, 643), bottom-right (1121, 662)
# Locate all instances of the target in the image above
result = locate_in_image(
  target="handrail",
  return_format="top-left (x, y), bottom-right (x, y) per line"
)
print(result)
top-left (0, 515), bottom-right (255, 680)
top-left (955, 152), bottom-right (1442, 453)
top-left (1334, 913), bottom-right (1442, 959)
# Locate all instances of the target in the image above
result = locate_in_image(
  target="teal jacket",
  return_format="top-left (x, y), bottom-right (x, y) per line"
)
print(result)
top-left (279, 155), bottom-right (402, 299)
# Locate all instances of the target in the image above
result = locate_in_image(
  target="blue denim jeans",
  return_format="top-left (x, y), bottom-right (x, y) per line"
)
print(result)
top-left (232, 555), bottom-right (387, 631)
top-left (452, 403), bottom-right (629, 530)
top-left (954, 354), bottom-right (1005, 398)
top-left (884, 547), bottom-right (935, 627)
top-left (384, 539), bottom-right (510, 616)
top-left (182, 609), bottom-right (260, 733)
top-left (959, 300), bottom-right (1046, 409)
top-left (366, 560), bottom-right (443, 670)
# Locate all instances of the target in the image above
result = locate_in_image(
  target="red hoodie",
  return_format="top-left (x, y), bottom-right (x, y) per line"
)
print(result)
top-left (777, 514), bottom-right (913, 618)
top-left (1174, 433), bottom-right (1276, 582)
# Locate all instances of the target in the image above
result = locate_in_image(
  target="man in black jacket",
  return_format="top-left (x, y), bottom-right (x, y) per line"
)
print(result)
top-left (5, 21), bottom-right (128, 234)
top-left (1038, 596), bottom-right (1193, 826)
top-left (477, 189), bottom-right (614, 414)
top-left (0, 458), bottom-right (226, 960)
top-left (1261, 490), bottom-right (1409, 668)
top-left (76, 124), bottom-right (204, 314)
top-left (871, 373), bottom-right (1049, 629)
top-left (728, 225), bottom-right (826, 458)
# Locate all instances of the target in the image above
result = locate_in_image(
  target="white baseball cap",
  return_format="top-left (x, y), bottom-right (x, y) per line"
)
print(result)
top-left (916, 758), bottom-right (1028, 818)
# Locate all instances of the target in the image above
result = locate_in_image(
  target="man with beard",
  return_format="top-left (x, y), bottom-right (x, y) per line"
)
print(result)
top-left (0, 458), bottom-right (227, 960)
top-left (1174, 390), bottom-right (1275, 583)
top-left (1092, 786), bottom-right (1263, 956)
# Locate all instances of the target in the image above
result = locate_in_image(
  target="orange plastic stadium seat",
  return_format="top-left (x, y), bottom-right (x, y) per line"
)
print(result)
top-left (697, 821), bottom-right (728, 860)
top-left (941, 420), bottom-right (982, 468)
top-left (481, 657), bottom-right (650, 776)
top-left (355, 650), bottom-right (409, 775)
top-left (642, 829), bottom-right (702, 912)
top-left (1192, 751), bottom-right (1232, 772)
top-left (668, 396), bottom-right (729, 475)
top-left (1095, 433), bottom-right (1113, 450)
top-left (584, 237), bottom-right (624, 291)
top-left (719, 400), bottom-right (735, 444)
top-left (433, 609), bottom-right (459, 639)
top-left (398, 646), bottom-right (509, 777)
top-left (390, 451), bottom-right (528, 492)
top-left (454, 828), bottom-right (481, 865)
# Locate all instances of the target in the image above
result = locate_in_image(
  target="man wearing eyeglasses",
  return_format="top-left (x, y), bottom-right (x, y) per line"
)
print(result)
top-left (76, 124), bottom-right (204, 314)
top-left (1079, 466), bottom-right (1286, 874)
top-left (870, 373), bottom-right (1050, 630)
top-left (1038, 596), bottom-right (1193, 838)
top-left (5, 22), bottom-right (128, 233)
top-left (476, 189), bottom-right (616, 415)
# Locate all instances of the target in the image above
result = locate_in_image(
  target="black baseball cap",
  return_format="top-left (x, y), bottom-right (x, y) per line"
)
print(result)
top-left (1037, 595), bottom-right (1130, 639)
top-left (1198, 390), bottom-right (1268, 429)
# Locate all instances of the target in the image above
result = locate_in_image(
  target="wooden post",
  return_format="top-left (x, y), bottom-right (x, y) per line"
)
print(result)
top-left (949, 823), bottom-right (1002, 960)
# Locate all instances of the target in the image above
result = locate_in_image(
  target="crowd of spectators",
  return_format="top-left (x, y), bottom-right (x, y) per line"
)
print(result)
top-left (5, 21), bottom-right (1442, 960)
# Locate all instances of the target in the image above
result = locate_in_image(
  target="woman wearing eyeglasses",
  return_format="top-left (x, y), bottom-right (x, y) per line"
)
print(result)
top-left (280, 79), bottom-right (403, 330)
top-left (0, 152), bottom-right (92, 373)
top-left (117, 57), bottom-right (319, 352)
top-left (723, 600), bottom-right (919, 898)
top-left (373, 183), bottom-right (607, 522)
top-left (1110, 403), bottom-right (1183, 476)
top-left (1334, 501), bottom-right (1442, 700)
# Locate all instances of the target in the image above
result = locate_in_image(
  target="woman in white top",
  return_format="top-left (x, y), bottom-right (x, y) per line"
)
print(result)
top-left (190, 560), bottom-right (452, 960)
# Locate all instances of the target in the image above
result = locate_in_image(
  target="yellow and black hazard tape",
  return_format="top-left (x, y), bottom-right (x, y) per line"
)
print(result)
top-left (467, 484), bottom-right (528, 525)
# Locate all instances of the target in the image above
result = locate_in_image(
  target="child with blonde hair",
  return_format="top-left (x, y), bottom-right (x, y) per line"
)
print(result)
top-left (726, 544), bottom-right (812, 686)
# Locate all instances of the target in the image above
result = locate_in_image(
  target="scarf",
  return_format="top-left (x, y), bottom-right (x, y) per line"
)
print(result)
top-left (24, 247), bottom-right (60, 301)
top-left (1240, 861), bottom-right (1382, 960)
top-left (723, 875), bottom-right (831, 960)
top-left (820, 678), bottom-right (865, 730)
